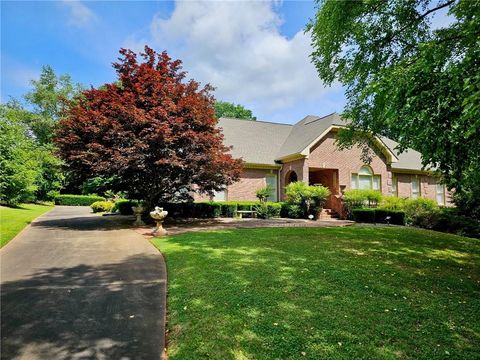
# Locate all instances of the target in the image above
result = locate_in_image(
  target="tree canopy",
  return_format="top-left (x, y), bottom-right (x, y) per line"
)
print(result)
top-left (24, 65), bottom-right (81, 145)
top-left (56, 47), bottom-right (243, 205)
top-left (308, 0), bottom-right (480, 216)
top-left (215, 101), bottom-right (256, 120)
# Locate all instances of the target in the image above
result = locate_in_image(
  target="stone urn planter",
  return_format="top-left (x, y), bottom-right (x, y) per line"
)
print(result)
top-left (150, 206), bottom-right (168, 236)
top-left (132, 205), bottom-right (145, 226)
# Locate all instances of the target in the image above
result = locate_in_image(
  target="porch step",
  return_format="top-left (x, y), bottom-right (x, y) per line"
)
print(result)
top-left (319, 208), bottom-right (339, 220)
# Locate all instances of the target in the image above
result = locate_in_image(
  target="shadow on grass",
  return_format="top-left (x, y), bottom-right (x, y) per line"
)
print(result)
top-left (155, 226), bottom-right (480, 359)
top-left (1, 254), bottom-right (165, 359)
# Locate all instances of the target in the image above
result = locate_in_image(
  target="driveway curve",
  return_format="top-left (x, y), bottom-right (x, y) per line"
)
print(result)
top-left (1, 206), bottom-right (166, 360)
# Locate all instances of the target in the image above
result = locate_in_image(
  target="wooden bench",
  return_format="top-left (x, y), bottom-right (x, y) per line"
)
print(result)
top-left (235, 206), bottom-right (257, 218)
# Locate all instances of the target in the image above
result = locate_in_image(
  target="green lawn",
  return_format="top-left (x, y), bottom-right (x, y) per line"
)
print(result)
top-left (152, 226), bottom-right (480, 360)
top-left (0, 204), bottom-right (53, 247)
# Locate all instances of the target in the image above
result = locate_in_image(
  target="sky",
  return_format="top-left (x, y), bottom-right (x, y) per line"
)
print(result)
top-left (1, 0), bottom-right (346, 123)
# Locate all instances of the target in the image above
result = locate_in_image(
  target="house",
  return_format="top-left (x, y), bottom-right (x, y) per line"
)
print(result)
top-left (195, 113), bottom-right (451, 212)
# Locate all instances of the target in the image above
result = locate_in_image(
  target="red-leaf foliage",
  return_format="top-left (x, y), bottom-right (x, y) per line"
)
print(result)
top-left (56, 46), bottom-right (243, 204)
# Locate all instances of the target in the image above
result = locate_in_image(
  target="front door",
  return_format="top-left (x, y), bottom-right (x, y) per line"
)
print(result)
top-left (309, 169), bottom-right (339, 208)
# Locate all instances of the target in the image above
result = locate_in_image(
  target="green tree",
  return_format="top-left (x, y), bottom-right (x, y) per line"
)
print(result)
top-left (24, 65), bottom-right (81, 144)
top-left (215, 101), bottom-right (256, 120)
top-left (308, 0), bottom-right (480, 216)
top-left (0, 105), bottom-right (40, 205)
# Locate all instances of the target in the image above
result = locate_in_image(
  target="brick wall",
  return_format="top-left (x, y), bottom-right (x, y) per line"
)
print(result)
top-left (194, 129), bottom-right (453, 205)
top-left (193, 168), bottom-right (278, 202)
top-left (279, 158), bottom-right (308, 200)
top-left (306, 131), bottom-right (392, 194)
top-left (394, 173), bottom-right (453, 205)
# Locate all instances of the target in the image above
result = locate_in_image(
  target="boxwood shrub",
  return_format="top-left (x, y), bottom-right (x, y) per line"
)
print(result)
top-left (352, 208), bottom-right (406, 225)
top-left (111, 200), bottom-right (282, 219)
top-left (111, 199), bottom-right (135, 215)
top-left (90, 201), bottom-right (114, 213)
top-left (55, 194), bottom-right (105, 206)
top-left (352, 208), bottom-right (376, 223)
top-left (374, 209), bottom-right (406, 225)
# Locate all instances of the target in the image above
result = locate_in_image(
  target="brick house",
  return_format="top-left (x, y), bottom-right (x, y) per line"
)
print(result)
top-left (196, 113), bottom-right (451, 213)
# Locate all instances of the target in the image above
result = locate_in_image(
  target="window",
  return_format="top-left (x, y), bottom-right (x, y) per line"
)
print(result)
top-left (411, 177), bottom-right (420, 199)
top-left (436, 183), bottom-right (445, 205)
top-left (213, 189), bottom-right (226, 201)
top-left (351, 166), bottom-right (381, 191)
top-left (392, 175), bottom-right (398, 196)
top-left (266, 174), bottom-right (278, 202)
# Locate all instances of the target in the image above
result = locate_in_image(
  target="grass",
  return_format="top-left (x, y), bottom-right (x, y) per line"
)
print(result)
top-left (152, 226), bottom-right (480, 360)
top-left (0, 203), bottom-right (53, 247)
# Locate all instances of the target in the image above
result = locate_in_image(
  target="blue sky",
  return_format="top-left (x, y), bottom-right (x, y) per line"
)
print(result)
top-left (1, 1), bottom-right (345, 123)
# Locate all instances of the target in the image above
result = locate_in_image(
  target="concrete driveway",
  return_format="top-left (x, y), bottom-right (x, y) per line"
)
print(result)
top-left (1, 206), bottom-right (166, 360)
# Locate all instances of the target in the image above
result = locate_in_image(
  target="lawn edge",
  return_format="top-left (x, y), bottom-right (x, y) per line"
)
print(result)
top-left (149, 238), bottom-right (169, 360)
top-left (1, 205), bottom-right (55, 249)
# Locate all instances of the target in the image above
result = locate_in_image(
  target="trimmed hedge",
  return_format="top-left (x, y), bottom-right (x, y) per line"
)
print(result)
top-left (374, 209), bottom-right (406, 225)
top-left (90, 201), bottom-right (114, 213)
top-left (55, 194), bottom-right (105, 206)
top-left (352, 208), bottom-right (406, 225)
top-left (352, 208), bottom-right (376, 223)
top-left (111, 200), bottom-right (282, 219)
top-left (112, 199), bottom-right (134, 215)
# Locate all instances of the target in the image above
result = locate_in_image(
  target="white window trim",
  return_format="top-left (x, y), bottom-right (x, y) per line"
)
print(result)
top-left (436, 183), bottom-right (445, 205)
top-left (391, 175), bottom-right (398, 196)
top-left (351, 166), bottom-right (381, 191)
top-left (411, 176), bottom-right (421, 199)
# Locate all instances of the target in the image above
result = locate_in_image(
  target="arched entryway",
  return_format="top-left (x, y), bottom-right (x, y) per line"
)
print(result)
top-left (285, 170), bottom-right (298, 185)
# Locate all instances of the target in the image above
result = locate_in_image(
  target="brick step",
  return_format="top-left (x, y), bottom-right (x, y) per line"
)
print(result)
top-left (319, 208), bottom-right (339, 220)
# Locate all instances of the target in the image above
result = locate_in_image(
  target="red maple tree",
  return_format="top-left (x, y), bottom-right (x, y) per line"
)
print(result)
top-left (56, 46), bottom-right (242, 205)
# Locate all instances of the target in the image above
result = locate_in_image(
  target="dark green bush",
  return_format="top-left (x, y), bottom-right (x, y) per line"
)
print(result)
top-left (90, 201), bottom-right (114, 213)
top-left (280, 203), bottom-right (304, 219)
top-left (352, 208), bottom-right (376, 223)
top-left (374, 209), bottom-right (406, 225)
top-left (254, 202), bottom-right (282, 219)
top-left (112, 199), bottom-right (135, 215)
top-left (266, 202), bottom-right (282, 218)
top-left (412, 207), bottom-right (480, 238)
top-left (55, 194), bottom-right (105, 206)
top-left (284, 182), bottom-right (330, 219)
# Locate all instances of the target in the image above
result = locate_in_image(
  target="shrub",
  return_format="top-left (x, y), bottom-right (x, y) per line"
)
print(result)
top-left (374, 209), bottom-right (406, 225)
top-left (256, 185), bottom-right (274, 203)
top-left (344, 189), bottom-right (382, 209)
top-left (90, 201), bottom-right (114, 213)
top-left (352, 208), bottom-right (376, 223)
top-left (404, 198), bottom-right (438, 224)
top-left (285, 182), bottom-right (330, 219)
top-left (112, 199), bottom-right (135, 215)
top-left (193, 202), bottom-right (222, 218)
top-left (408, 207), bottom-right (480, 238)
top-left (255, 203), bottom-right (270, 219)
top-left (254, 202), bottom-right (282, 219)
top-left (280, 204), bottom-right (304, 219)
top-left (54, 194), bottom-right (105, 206)
top-left (379, 196), bottom-right (406, 210)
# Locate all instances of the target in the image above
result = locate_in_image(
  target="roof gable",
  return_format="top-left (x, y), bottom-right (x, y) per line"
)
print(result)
top-left (217, 114), bottom-right (426, 172)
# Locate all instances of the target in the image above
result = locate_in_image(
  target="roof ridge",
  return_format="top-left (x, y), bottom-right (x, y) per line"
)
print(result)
top-left (219, 117), bottom-right (293, 126)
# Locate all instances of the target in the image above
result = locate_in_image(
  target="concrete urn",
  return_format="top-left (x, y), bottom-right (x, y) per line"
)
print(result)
top-left (132, 205), bottom-right (145, 226)
top-left (150, 206), bottom-right (168, 236)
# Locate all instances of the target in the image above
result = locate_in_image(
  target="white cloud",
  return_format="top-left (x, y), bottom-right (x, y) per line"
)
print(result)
top-left (124, 1), bottom-right (342, 120)
top-left (61, 0), bottom-right (97, 28)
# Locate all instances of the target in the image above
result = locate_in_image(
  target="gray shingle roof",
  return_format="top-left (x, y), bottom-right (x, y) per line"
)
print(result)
top-left (276, 113), bottom-right (348, 159)
top-left (218, 114), bottom-right (426, 171)
top-left (217, 118), bottom-right (292, 166)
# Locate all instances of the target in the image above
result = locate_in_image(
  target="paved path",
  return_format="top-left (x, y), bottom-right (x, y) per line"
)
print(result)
top-left (1, 206), bottom-right (166, 360)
